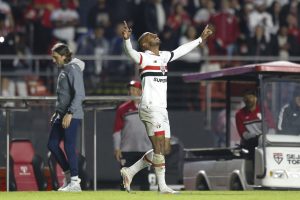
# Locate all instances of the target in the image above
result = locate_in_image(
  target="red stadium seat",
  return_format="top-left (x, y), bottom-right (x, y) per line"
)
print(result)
top-left (9, 139), bottom-right (47, 191)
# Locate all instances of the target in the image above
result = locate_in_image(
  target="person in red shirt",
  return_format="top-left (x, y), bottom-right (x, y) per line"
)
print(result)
top-left (235, 89), bottom-right (275, 158)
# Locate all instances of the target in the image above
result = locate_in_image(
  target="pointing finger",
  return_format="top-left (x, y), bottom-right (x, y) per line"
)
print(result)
top-left (123, 21), bottom-right (128, 28)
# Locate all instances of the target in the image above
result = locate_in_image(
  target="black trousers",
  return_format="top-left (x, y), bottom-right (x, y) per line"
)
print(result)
top-left (121, 152), bottom-right (150, 191)
top-left (240, 137), bottom-right (259, 160)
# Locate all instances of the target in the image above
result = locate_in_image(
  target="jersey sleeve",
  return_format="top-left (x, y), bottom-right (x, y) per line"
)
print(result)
top-left (235, 111), bottom-right (246, 138)
top-left (113, 106), bottom-right (124, 150)
top-left (113, 106), bottom-right (124, 133)
top-left (123, 38), bottom-right (141, 64)
top-left (169, 37), bottom-right (202, 62)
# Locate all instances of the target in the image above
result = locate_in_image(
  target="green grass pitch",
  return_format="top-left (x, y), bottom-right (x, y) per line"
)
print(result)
top-left (1, 191), bottom-right (300, 200)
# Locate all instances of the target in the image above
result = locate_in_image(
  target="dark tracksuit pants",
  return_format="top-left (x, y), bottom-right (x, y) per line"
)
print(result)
top-left (48, 118), bottom-right (80, 177)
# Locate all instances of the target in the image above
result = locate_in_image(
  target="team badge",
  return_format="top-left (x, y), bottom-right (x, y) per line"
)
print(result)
top-left (273, 153), bottom-right (283, 165)
top-left (160, 65), bottom-right (166, 75)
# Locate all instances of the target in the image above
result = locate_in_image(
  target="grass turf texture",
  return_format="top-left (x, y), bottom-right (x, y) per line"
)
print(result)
top-left (1, 191), bottom-right (300, 200)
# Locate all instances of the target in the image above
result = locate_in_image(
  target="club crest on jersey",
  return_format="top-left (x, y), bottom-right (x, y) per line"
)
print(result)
top-left (160, 65), bottom-right (166, 75)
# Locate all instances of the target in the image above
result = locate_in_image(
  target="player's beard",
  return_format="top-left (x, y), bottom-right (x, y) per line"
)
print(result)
top-left (149, 40), bottom-right (160, 48)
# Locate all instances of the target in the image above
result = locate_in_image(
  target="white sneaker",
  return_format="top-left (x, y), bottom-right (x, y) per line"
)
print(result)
top-left (120, 167), bottom-right (132, 192)
top-left (160, 186), bottom-right (179, 194)
top-left (59, 178), bottom-right (82, 192)
top-left (57, 177), bottom-right (70, 191)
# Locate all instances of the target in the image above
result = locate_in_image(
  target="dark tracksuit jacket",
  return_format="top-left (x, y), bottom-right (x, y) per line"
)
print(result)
top-left (278, 102), bottom-right (300, 135)
top-left (56, 58), bottom-right (85, 119)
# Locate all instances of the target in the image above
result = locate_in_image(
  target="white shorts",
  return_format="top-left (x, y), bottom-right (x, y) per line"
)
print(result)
top-left (139, 106), bottom-right (171, 138)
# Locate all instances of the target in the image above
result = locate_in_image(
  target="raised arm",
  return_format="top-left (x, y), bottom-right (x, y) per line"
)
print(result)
top-left (122, 21), bottom-right (140, 64)
top-left (170, 24), bottom-right (214, 62)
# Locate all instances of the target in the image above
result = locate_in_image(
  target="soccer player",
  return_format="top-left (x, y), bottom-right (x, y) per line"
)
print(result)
top-left (113, 80), bottom-right (152, 190)
top-left (120, 21), bottom-right (214, 194)
top-left (48, 43), bottom-right (85, 192)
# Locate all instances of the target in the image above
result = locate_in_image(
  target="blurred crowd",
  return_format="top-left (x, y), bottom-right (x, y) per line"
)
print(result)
top-left (0, 0), bottom-right (300, 97)
top-left (1, 0), bottom-right (300, 60)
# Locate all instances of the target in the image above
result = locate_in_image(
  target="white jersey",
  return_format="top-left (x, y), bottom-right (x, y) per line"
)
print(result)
top-left (124, 37), bottom-right (202, 108)
top-left (139, 50), bottom-right (170, 108)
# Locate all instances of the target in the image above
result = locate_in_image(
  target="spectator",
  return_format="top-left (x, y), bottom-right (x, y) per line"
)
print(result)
top-left (0, 0), bottom-right (14, 32)
top-left (108, 22), bottom-right (136, 80)
top-left (278, 88), bottom-right (300, 135)
top-left (109, 0), bottom-right (135, 26)
top-left (247, 24), bottom-right (271, 62)
top-left (166, 2), bottom-right (191, 34)
top-left (33, 0), bottom-right (60, 54)
top-left (237, 2), bottom-right (254, 39)
top-left (193, 0), bottom-right (215, 31)
top-left (76, 24), bottom-right (110, 87)
top-left (281, 0), bottom-right (300, 27)
top-left (248, 0), bottom-right (274, 42)
top-left (113, 80), bottom-right (152, 191)
top-left (51, 0), bottom-right (80, 51)
top-left (178, 25), bottom-right (203, 71)
top-left (0, 12), bottom-right (11, 39)
top-left (267, 1), bottom-right (283, 34)
top-left (159, 24), bottom-right (179, 51)
top-left (286, 13), bottom-right (300, 46)
top-left (143, 0), bottom-right (166, 34)
top-left (272, 25), bottom-right (298, 59)
top-left (87, 0), bottom-right (113, 39)
top-left (0, 32), bottom-right (32, 98)
top-left (209, 0), bottom-right (240, 56)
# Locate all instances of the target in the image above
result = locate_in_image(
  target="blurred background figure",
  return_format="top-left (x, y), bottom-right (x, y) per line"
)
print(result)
top-left (108, 22), bottom-right (137, 81)
top-left (76, 24), bottom-right (109, 89)
top-left (50, 0), bottom-right (79, 51)
top-left (208, 0), bottom-right (239, 56)
top-left (0, 31), bottom-right (32, 100)
top-left (278, 88), bottom-right (300, 135)
top-left (87, 0), bottom-right (113, 39)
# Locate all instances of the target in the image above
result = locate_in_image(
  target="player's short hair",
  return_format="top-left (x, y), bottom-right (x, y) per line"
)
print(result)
top-left (138, 32), bottom-right (150, 51)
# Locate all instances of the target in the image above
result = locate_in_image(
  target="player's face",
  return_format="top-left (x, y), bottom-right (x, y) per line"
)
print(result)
top-left (243, 94), bottom-right (257, 110)
top-left (52, 52), bottom-right (65, 66)
top-left (144, 33), bottom-right (160, 47)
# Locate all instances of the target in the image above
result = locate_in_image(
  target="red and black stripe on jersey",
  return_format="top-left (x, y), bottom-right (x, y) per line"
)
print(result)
top-left (139, 66), bottom-right (168, 79)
